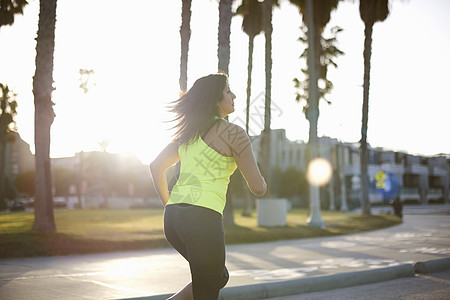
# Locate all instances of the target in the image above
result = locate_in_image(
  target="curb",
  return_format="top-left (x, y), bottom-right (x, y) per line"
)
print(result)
top-left (414, 257), bottom-right (450, 274)
top-left (218, 264), bottom-right (415, 300)
top-left (124, 258), bottom-right (450, 300)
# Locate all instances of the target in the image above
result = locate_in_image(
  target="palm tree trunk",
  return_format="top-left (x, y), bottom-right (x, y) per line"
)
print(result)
top-left (0, 133), bottom-right (6, 208)
top-left (218, 0), bottom-right (232, 74)
top-left (259, 0), bottom-right (273, 198)
top-left (246, 35), bottom-right (255, 135)
top-left (305, 0), bottom-right (324, 228)
top-left (33, 0), bottom-right (57, 232)
top-left (179, 0), bottom-right (191, 93)
top-left (360, 22), bottom-right (373, 215)
top-left (242, 35), bottom-right (256, 217)
top-left (218, 0), bottom-right (234, 225)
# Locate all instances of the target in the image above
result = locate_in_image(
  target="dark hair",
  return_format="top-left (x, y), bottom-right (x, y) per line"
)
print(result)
top-left (169, 73), bottom-right (228, 145)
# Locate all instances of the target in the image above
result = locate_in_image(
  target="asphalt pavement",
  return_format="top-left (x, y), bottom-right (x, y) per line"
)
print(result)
top-left (0, 204), bottom-right (449, 300)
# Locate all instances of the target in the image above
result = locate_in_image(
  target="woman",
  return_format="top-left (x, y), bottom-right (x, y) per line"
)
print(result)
top-left (150, 73), bottom-right (266, 300)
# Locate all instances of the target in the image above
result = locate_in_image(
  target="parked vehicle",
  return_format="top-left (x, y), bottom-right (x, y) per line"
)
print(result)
top-left (10, 201), bottom-right (26, 212)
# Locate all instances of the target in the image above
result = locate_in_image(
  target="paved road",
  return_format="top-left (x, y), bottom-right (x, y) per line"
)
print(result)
top-left (265, 269), bottom-right (450, 300)
top-left (0, 204), bottom-right (449, 299)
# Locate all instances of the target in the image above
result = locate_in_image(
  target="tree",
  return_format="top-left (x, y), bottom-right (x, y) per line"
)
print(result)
top-left (179, 0), bottom-right (192, 93)
top-left (218, 0), bottom-right (233, 74)
top-left (33, 0), bottom-right (57, 232)
top-left (293, 24), bottom-right (344, 110)
top-left (0, 0), bottom-right (28, 27)
top-left (0, 84), bottom-right (18, 209)
top-left (15, 170), bottom-right (35, 196)
top-left (359, 0), bottom-right (389, 215)
top-left (258, 0), bottom-right (281, 200)
top-left (290, 0), bottom-right (340, 228)
top-left (276, 167), bottom-right (308, 199)
top-left (236, 0), bottom-right (264, 135)
top-left (218, 0), bottom-right (235, 224)
top-left (236, 0), bottom-right (264, 216)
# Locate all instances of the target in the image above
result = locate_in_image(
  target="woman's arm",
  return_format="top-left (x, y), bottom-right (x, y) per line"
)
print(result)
top-left (149, 141), bottom-right (180, 205)
top-left (228, 125), bottom-right (267, 197)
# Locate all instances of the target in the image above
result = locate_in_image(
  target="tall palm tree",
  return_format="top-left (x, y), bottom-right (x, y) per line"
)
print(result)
top-left (236, 0), bottom-right (264, 216)
top-left (32, 0), bottom-right (57, 232)
top-left (290, 0), bottom-right (339, 228)
top-left (218, 0), bottom-right (233, 74)
top-left (236, 0), bottom-right (263, 135)
top-left (258, 0), bottom-right (274, 199)
top-left (359, 0), bottom-right (389, 215)
top-left (218, 0), bottom-right (235, 224)
top-left (0, 0), bottom-right (28, 27)
top-left (179, 0), bottom-right (192, 93)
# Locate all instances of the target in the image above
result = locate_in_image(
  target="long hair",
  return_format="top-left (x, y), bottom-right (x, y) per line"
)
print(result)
top-left (169, 73), bottom-right (228, 145)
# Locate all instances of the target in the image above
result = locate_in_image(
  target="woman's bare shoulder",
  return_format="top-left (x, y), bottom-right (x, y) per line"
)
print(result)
top-left (216, 119), bottom-right (249, 149)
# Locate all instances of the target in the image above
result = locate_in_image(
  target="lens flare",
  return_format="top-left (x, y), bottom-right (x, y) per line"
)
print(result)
top-left (307, 158), bottom-right (332, 186)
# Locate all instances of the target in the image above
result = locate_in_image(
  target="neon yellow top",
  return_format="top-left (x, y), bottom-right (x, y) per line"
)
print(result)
top-left (166, 134), bottom-right (237, 216)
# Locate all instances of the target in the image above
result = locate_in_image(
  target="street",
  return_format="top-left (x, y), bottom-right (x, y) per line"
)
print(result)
top-left (0, 204), bottom-right (449, 299)
top-left (266, 269), bottom-right (450, 300)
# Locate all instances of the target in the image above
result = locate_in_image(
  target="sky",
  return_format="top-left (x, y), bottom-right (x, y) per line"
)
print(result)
top-left (0, 0), bottom-right (449, 165)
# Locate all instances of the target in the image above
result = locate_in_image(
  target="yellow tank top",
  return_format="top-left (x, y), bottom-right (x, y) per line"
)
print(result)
top-left (166, 132), bottom-right (237, 215)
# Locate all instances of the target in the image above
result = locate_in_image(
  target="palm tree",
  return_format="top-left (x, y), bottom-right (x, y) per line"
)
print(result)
top-left (293, 24), bottom-right (344, 109)
top-left (218, 0), bottom-right (233, 74)
top-left (236, 0), bottom-right (264, 216)
top-left (236, 0), bottom-right (264, 135)
top-left (359, 0), bottom-right (390, 215)
top-left (179, 0), bottom-right (192, 93)
top-left (0, 84), bottom-right (18, 210)
top-left (290, 0), bottom-right (339, 228)
top-left (32, 0), bottom-right (57, 232)
top-left (0, 0), bottom-right (28, 27)
top-left (258, 0), bottom-right (275, 199)
top-left (218, 0), bottom-right (235, 224)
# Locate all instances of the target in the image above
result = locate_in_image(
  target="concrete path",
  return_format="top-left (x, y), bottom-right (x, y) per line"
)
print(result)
top-left (0, 204), bottom-right (449, 299)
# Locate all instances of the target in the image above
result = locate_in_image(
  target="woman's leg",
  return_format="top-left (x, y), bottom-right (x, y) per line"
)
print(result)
top-left (164, 204), bottom-right (228, 300)
top-left (164, 206), bottom-right (193, 300)
top-left (178, 206), bottom-right (228, 300)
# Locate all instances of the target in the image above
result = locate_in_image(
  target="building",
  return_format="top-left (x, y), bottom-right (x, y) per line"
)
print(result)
top-left (251, 129), bottom-right (449, 209)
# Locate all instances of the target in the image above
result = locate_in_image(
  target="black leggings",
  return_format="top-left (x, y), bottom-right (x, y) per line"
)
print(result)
top-left (164, 204), bottom-right (229, 300)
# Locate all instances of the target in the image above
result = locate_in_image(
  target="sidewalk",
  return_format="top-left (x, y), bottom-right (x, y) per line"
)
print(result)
top-left (0, 204), bottom-right (449, 300)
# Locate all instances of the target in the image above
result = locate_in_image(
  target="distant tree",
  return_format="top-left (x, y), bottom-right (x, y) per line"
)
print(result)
top-left (79, 69), bottom-right (94, 94)
top-left (0, 84), bottom-right (18, 209)
top-left (277, 167), bottom-right (308, 199)
top-left (293, 24), bottom-right (344, 111)
top-left (358, 0), bottom-right (390, 216)
top-left (289, 0), bottom-right (340, 228)
top-left (0, 0), bottom-right (28, 27)
top-left (33, 0), bottom-right (57, 232)
top-left (14, 170), bottom-right (35, 196)
top-left (179, 0), bottom-right (192, 93)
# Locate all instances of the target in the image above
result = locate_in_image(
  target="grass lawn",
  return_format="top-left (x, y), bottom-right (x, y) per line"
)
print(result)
top-left (0, 208), bottom-right (401, 259)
